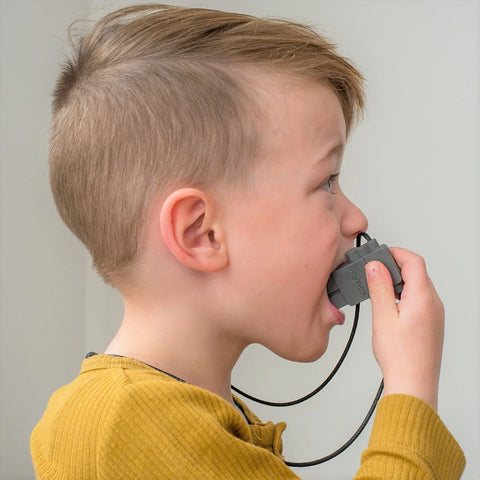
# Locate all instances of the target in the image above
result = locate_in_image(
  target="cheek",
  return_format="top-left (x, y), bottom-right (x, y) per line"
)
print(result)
top-left (300, 214), bottom-right (340, 271)
top-left (276, 221), bottom-right (340, 313)
top-left (227, 194), bottom-right (341, 291)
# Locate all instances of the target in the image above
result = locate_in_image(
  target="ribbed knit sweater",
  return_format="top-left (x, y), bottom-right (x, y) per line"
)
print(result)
top-left (31, 354), bottom-right (465, 479)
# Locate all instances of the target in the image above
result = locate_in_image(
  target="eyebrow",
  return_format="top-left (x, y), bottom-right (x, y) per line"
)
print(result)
top-left (314, 142), bottom-right (345, 166)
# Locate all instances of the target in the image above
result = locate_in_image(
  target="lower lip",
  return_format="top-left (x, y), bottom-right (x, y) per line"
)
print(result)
top-left (328, 298), bottom-right (345, 325)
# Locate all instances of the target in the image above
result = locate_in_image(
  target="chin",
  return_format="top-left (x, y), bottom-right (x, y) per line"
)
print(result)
top-left (296, 345), bottom-right (328, 363)
top-left (277, 336), bottom-right (330, 363)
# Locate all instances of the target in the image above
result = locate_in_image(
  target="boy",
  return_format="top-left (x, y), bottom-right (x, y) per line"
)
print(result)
top-left (31, 4), bottom-right (465, 479)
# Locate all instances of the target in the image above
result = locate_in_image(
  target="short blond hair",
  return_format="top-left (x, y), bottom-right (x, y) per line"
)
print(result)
top-left (49, 4), bottom-right (365, 285)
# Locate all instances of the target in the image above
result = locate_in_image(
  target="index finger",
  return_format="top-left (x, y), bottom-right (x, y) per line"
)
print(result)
top-left (388, 247), bottom-right (432, 297)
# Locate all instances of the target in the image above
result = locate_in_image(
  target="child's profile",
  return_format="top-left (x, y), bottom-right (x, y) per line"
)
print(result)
top-left (31, 4), bottom-right (465, 479)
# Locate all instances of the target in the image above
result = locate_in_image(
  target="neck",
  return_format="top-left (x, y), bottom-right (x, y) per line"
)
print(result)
top-left (104, 298), bottom-right (246, 406)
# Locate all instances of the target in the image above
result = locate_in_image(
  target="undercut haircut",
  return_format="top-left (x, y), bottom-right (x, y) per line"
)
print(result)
top-left (49, 3), bottom-right (365, 285)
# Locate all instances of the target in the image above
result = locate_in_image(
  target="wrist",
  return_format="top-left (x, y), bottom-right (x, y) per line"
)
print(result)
top-left (383, 378), bottom-right (438, 411)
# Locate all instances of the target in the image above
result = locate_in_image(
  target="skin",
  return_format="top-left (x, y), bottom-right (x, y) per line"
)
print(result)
top-left (366, 254), bottom-right (444, 410)
top-left (106, 75), bottom-right (444, 412)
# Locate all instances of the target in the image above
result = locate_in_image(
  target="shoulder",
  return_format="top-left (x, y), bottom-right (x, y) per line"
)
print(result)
top-left (107, 373), bottom-right (249, 435)
top-left (97, 378), bottom-right (296, 479)
top-left (75, 354), bottom-right (251, 443)
top-left (34, 355), bottom-right (299, 479)
top-left (93, 361), bottom-right (297, 478)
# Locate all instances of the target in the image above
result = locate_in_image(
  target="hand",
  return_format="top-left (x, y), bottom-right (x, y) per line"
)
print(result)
top-left (365, 248), bottom-right (444, 410)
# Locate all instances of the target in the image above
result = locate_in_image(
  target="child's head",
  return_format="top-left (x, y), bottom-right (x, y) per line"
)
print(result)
top-left (49, 4), bottom-right (364, 288)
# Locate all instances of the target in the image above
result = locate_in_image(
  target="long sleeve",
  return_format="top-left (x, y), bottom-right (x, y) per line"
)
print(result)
top-left (31, 355), bottom-right (465, 480)
top-left (354, 394), bottom-right (465, 480)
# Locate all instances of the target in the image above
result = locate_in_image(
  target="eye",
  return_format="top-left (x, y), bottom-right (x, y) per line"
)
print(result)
top-left (319, 178), bottom-right (333, 193)
top-left (315, 173), bottom-right (339, 193)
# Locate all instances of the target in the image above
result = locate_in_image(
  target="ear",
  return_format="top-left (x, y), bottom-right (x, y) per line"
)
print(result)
top-left (159, 188), bottom-right (228, 272)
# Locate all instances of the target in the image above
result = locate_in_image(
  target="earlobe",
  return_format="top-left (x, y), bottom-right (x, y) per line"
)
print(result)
top-left (160, 188), bottom-right (228, 272)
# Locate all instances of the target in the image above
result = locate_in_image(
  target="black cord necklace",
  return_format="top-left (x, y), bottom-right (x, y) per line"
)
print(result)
top-left (231, 232), bottom-right (384, 467)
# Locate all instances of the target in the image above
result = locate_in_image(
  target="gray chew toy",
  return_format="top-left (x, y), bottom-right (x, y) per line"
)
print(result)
top-left (327, 238), bottom-right (404, 309)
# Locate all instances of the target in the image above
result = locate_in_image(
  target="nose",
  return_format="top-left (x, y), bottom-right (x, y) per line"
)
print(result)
top-left (339, 193), bottom-right (368, 238)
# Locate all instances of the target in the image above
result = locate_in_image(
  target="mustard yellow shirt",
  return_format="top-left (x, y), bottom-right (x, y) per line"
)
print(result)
top-left (31, 354), bottom-right (465, 479)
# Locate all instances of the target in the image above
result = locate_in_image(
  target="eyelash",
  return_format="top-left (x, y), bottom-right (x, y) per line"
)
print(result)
top-left (316, 173), bottom-right (340, 193)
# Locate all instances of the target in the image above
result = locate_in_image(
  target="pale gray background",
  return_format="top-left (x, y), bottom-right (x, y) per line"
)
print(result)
top-left (1, 0), bottom-right (478, 479)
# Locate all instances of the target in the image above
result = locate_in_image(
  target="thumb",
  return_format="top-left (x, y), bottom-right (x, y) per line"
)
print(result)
top-left (365, 261), bottom-right (398, 321)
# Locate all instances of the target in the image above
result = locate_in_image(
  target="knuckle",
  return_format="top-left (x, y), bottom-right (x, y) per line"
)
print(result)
top-left (412, 253), bottom-right (427, 270)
